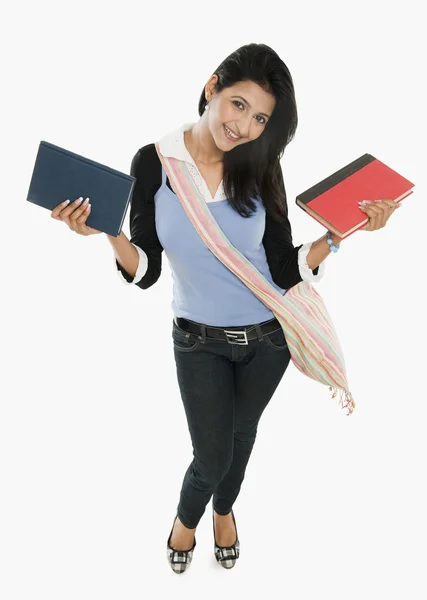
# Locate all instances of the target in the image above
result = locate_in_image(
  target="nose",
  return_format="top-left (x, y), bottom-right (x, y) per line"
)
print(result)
top-left (235, 114), bottom-right (253, 138)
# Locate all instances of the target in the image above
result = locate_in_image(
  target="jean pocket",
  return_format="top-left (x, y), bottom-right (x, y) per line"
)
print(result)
top-left (263, 327), bottom-right (288, 351)
top-left (172, 323), bottom-right (201, 353)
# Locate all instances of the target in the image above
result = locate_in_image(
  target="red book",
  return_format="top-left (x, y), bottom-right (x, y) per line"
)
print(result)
top-left (295, 154), bottom-right (415, 239)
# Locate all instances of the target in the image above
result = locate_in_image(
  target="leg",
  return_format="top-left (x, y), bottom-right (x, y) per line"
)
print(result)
top-left (172, 328), bottom-right (236, 530)
top-left (213, 329), bottom-right (292, 515)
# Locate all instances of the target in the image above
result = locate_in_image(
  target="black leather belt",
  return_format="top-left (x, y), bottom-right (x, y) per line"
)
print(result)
top-left (174, 316), bottom-right (282, 346)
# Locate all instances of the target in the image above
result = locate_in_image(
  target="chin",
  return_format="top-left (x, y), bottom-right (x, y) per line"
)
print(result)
top-left (213, 136), bottom-right (229, 152)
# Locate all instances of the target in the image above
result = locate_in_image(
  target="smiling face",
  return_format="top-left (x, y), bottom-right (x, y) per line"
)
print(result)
top-left (205, 76), bottom-right (276, 150)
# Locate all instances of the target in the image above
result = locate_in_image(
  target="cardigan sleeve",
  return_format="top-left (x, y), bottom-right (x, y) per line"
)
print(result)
top-left (114, 144), bottom-right (164, 290)
top-left (262, 166), bottom-right (325, 289)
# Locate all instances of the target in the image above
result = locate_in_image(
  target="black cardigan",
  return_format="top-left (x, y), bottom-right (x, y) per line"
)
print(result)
top-left (116, 143), bottom-right (318, 289)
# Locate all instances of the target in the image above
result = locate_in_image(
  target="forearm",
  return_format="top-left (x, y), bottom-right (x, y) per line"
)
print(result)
top-left (306, 231), bottom-right (343, 271)
top-left (106, 230), bottom-right (139, 278)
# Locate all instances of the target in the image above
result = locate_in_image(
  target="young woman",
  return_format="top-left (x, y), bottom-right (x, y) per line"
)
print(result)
top-left (51, 43), bottom-right (400, 574)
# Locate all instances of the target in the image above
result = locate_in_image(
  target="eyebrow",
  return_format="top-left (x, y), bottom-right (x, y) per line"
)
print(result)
top-left (232, 95), bottom-right (271, 118)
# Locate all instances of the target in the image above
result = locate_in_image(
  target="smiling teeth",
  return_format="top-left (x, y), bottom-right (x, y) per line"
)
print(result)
top-left (225, 126), bottom-right (239, 139)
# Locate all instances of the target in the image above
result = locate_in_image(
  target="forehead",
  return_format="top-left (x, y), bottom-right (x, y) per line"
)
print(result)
top-left (223, 80), bottom-right (275, 112)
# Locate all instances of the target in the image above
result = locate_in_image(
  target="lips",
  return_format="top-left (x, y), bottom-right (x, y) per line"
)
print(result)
top-left (223, 125), bottom-right (241, 143)
top-left (226, 125), bottom-right (240, 137)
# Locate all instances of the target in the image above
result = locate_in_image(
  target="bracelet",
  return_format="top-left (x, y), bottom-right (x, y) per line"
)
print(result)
top-left (326, 230), bottom-right (341, 253)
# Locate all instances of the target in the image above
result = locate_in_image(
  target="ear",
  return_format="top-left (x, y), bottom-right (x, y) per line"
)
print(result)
top-left (205, 73), bottom-right (219, 100)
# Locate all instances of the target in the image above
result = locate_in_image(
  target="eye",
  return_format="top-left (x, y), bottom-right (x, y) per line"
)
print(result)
top-left (232, 100), bottom-right (266, 125)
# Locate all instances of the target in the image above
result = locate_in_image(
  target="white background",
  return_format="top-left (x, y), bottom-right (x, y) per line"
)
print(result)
top-left (1, 0), bottom-right (426, 597)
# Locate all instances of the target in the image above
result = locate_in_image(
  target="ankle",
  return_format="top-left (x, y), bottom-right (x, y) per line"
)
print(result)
top-left (177, 515), bottom-right (197, 532)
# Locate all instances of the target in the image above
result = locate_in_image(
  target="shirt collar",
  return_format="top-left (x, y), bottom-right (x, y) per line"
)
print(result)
top-left (157, 122), bottom-right (197, 164)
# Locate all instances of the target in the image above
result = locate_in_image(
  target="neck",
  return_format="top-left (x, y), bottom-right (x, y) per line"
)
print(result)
top-left (184, 114), bottom-right (224, 165)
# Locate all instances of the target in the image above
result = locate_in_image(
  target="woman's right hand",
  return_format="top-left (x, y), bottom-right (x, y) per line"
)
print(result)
top-left (51, 196), bottom-right (102, 235)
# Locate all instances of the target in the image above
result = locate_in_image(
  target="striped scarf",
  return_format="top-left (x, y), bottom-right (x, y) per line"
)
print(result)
top-left (155, 143), bottom-right (356, 416)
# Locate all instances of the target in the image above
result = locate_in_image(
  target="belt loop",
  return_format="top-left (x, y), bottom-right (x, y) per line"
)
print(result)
top-left (199, 324), bottom-right (207, 344)
top-left (254, 323), bottom-right (264, 342)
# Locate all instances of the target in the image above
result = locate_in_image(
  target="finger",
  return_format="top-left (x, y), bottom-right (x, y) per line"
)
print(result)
top-left (75, 202), bottom-right (93, 235)
top-left (359, 204), bottom-right (379, 217)
top-left (359, 213), bottom-right (373, 231)
top-left (378, 199), bottom-right (401, 210)
top-left (361, 200), bottom-right (396, 211)
top-left (359, 205), bottom-right (371, 227)
top-left (60, 196), bottom-right (85, 220)
top-left (75, 204), bottom-right (101, 235)
top-left (366, 203), bottom-right (387, 228)
top-left (57, 196), bottom-right (85, 229)
top-left (361, 222), bottom-right (376, 232)
top-left (69, 198), bottom-right (90, 232)
top-left (76, 202), bottom-right (91, 225)
top-left (51, 199), bottom-right (71, 220)
top-left (359, 205), bottom-right (380, 230)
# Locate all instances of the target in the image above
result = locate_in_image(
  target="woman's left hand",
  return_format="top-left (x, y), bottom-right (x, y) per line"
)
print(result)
top-left (358, 199), bottom-right (401, 232)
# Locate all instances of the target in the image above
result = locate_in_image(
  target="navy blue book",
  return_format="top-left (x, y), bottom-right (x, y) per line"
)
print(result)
top-left (26, 141), bottom-right (136, 237)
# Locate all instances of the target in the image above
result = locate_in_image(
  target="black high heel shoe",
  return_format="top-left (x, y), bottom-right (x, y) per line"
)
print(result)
top-left (166, 514), bottom-right (196, 574)
top-left (213, 508), bottom-right (240, 569)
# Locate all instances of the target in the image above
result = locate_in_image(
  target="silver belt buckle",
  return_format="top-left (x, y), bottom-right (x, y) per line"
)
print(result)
top-left (223, 329), bottom-right (248, 345)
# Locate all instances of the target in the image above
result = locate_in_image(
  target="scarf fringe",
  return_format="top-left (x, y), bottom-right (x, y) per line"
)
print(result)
top-left (329, 386), bottom-right (356, 416)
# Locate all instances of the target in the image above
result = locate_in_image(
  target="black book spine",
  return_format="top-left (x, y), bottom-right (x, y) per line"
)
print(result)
top-left (296, 153), bottom-right (376, 206)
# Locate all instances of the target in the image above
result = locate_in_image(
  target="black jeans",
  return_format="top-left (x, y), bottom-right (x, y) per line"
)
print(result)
top-left (172, 316), bottom-right (292, 529)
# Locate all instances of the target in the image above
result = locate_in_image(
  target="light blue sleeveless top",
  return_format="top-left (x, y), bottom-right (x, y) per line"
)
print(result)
top-left (154, 165), bottom-right (287, 327)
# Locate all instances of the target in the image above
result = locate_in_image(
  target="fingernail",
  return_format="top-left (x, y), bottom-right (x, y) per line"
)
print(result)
top-left (63, 199), bottom-right (70, 205)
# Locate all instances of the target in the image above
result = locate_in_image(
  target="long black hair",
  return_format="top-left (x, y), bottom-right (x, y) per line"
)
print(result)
top-left (198, 43), bottom-right (298, 222)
